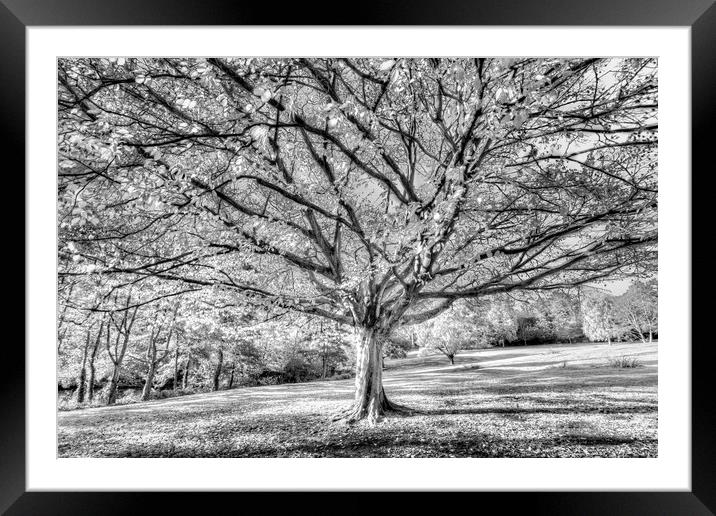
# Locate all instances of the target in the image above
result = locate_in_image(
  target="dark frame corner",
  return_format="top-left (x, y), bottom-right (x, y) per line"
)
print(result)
top-left (4, 0), bottom-right (713, 513)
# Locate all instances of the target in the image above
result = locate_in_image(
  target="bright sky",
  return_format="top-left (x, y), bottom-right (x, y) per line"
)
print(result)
top-left (595, 278), bottom-right (632, 295)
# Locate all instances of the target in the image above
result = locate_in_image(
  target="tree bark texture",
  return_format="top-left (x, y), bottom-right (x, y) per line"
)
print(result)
top-left (183, 359), bottom-right (191, 389)
top-left (213, 348), bottom-right (224, 391)
top-left (107, 366), bottom-right (121, 405)
top-left (141, 337), bottom-right (159, 401)
top-left (333, 327), bottom-right (408, 425)
top-left (74, 330), bottom-right (90, 403)
top-left (173, 348), bottom-right (180, 391)
top-left (228, 362), bottom-right (235, 389)
top-left (86, 323), bottom-right (102, 403)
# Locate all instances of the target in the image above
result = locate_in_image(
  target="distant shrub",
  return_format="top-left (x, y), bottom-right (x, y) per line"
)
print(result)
top-left (256, 370), bottom-right (287, 385)
top-left (155, 390), bottom-right (179, 399)
top-left (383, 342), bottom-right (409, 359)
top-left (329, 372), bottom-right (353, 381)
top-left (115, 389), bottom-right (141, 405)
top-left (57, 395), bottom-right (78, 411)
top-left (608, 356), bottom-right (642, 368)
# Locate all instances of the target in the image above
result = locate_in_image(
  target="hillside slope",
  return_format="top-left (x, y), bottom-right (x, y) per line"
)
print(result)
top-left (58, 341), bottom-right (657, 458)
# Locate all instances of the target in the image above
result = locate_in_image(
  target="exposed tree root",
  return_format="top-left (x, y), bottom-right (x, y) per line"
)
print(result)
top-left (382, 397), bottom-right (418, 415)
top-left (332, 328), bottom-right (421, 426)
top-left (330, 397), bottom-right (418, 426)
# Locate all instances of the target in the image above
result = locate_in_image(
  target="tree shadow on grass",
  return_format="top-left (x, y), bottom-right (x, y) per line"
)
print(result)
top-left (385, 353), bottom-right (535, 374)
top-left (92, 432), bottom-right (658, 458)
top-left (480, 374), bottom-right (657, 396)
top-left (421, 404), bottom-right (657, 416)
top-left (444, 358), bottom-right (576, 373)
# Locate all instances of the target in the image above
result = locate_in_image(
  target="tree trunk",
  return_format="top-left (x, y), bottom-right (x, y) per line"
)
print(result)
top-left (183, 359), bottom-right (191, 389)
top-left (75, 331), bottom-right (90, 403)
top-left (648, 331), bottom-right (653, 343)
top-left (334, 327), bottom-right (406, 425)
top-left (105, 306), bottom-right (136, 406)
top-left (57, 282), bottom-right (75, 354)
top-left (141, 363), bottom-right (156, 401)
top-left (87, 362), bottom-right (96, 403)
top-left (448, 355), bottom-right (455, 365)
top-left (107, 366), bottom-right (121, 405)
top-left (87, 324), bottom-right (102, 403)
top-left (213, 348), bottom-right (224, 391)
top-left (141, 339), bottom-right (158, 401)
top-left (173, 348), bottom-right (180, 391)
top-left (228, 362), bottom-right (235, 389)
top-left (75, 367), bottom-right (87, 404)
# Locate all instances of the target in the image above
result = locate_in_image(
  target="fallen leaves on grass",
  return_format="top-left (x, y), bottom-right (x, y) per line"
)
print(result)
top-left (58, 342), bottom-right (658, 458)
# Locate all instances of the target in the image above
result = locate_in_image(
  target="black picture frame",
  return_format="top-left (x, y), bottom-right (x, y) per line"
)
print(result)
top-left (3, 1), bottom-right (713, 513)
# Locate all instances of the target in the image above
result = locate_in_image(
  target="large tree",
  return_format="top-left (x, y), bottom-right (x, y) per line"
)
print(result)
top-left (58, 57), bottom-right (657, 423)
top-left (415, 300), bottom-right (483, 364)
top-left (617, 279), bottom-right (658, 342)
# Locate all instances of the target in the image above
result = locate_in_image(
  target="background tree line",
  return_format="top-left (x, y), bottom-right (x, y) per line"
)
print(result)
top-left (58, 276), bottom-right (656, 409)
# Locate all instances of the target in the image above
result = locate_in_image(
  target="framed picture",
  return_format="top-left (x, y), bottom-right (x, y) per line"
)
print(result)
top-left (6, 0), bottom-right (712, 513)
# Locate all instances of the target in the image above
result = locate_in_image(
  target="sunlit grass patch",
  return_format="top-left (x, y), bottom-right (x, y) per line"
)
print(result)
top-left (58, 341), bottom-right (657, 458)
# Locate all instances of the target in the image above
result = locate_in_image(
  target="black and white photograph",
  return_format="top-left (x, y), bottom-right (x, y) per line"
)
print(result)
top-left (56, 56), bottom-right (658, 459)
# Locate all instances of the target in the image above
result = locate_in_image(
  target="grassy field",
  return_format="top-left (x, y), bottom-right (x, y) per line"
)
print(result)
top-left (57, 341), bottom-right (657, 458)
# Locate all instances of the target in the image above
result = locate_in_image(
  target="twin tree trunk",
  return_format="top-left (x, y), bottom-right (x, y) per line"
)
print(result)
top-left (75, 324), bottom-right (103, 404)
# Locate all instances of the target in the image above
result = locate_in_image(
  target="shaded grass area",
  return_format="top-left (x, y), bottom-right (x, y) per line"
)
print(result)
top-left (58, 342), bottom-right (657, 458)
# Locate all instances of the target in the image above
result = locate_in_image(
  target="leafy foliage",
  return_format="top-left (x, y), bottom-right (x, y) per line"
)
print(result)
top-left (581, 290), bottom-right (622, 343)
top-left (615, 279), bottom-right (657, 342)
top-left (57, 57), bottom-right (658, 415)
top-left (58, 57), bottom-right (657, 328)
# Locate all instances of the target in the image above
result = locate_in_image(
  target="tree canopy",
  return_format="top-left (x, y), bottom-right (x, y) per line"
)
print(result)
top-left (58, 57), bottom-right (657, 422)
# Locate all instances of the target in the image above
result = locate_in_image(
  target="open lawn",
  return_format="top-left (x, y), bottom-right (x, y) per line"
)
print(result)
top-left (57, 341), bottom-right (657, 458)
